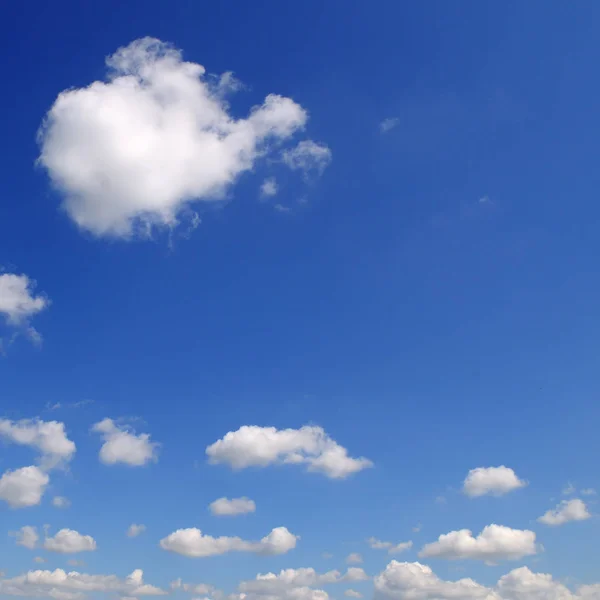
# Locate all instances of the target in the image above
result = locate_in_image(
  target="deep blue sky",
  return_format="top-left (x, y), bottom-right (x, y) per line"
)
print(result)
top-left (1, 1), bottom-right (599, 598)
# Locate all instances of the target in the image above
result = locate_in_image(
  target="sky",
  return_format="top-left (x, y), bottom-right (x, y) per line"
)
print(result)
top-left (1, 1), bottom-right (600, 599)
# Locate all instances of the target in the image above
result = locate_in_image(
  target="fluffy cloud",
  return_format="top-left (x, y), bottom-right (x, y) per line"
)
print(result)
top-left (53, 496), bottom-right (71, 508)
top-left (91, 418), bottom-right (159, 466)
top-left (15, 526), bottom-right (40, 549)
top-left (463, 466), bottom-right (527, 497)
top-left (127, 524), bottom-right (146, 538)
top-left (538, 499), bottom-right (591, 526)
top-left (419, 525), bottom-right (537, 562)
top-left (209, 496), bottom-right (256, 516)
top-left (368, 538), bottom-right (413, 555)
top-left (282, 140), bottom-right (331, 176)
top-left (0, 274), bottom-right (48, 343)
top-left (345, 591), bottom-right (363, 598)
top-left (0, 466), bottom-right (49, 508)
top-left (206, 425), bottom-right (372, 479)
top-left (374, 561), bottom-right (495, 600)
top-left (37, 37), bottom-right (318, 239)
top-left (43, 529), bottom-right (97, 554)
top-left (375, 562), bottom-right (598, 600)
top-left (260, 177), bottom-right (278, 198)
top-left (0, 419), bottom-right (76, 469)
top-left (0, 568), bottom-right (166, 599)
top-left (236, 567), bottom-right (368, 600)
top-left (346, 553), bottom-right (363, 564)
top-left (169, 579), bottom-right (213, 595)
top-left (160, 526), bottom-right (297, 558)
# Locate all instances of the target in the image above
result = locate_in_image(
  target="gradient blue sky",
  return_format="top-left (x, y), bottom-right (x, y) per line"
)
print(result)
top-left (1, 2), bottom-right (599, 599)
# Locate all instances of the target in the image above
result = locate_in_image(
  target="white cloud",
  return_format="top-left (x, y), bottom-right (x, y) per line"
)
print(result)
top-left (343, 569), bottom-right (369, 582)
top-left (169, 579), bottom-right (213, 595)
top-left (91, 418), bottom-right (159, 466)
top-left (34, 557), bottom-right (47, 564)
top-left (538, 499), bottom-right (591, 526)
top-left (160, 526), bottom-right (297, 558)
top-left (282, 140), bottom-right (331, 176)
top-left (260, 177), bottom-right (278, 198)
top-left (209, 496), bottom-right (256, 516)
top-left (419, 525), bottom-right (537, 562)
top-left (379, 118), bottom-right (400, 134)
top-left (0, 466), bottom-right (49, 508)
top-left (496, 566), bottom-right (575, 600)
top-left (346, 553), bottom-right (363, 565)
top-left (368, 538), bottom-right (412, 555)
top-left (581, 488), bottom-right (596, 496)
top-left (0, 419), bottom-right (76, 469)
top-left (562, 482), bottom-right (576, 495)
top-left (206, 425), bottom-right (372, 479)
top-left (43, 529), bottom-right (97, 554)
top-left (374, 561), bottom-right (494, 600)
top-left (412, 524), bottom-right (422, 533)
top-left (345, 591), bottom-right (362, 598)
top-left (37, 37), bottom-right (315, 239)
top-left (15, 526), bottom-right (39, 549)
top-left (0, 274), bottom-right (48, 342)
top-left (53, 496), bottom-right (71, 509)
top-left (127, 524), bottom-right (146, 538)
top-left (463, 466), bottom-right (527, 497)
top-left (0, 568), bottom-right (166, 599)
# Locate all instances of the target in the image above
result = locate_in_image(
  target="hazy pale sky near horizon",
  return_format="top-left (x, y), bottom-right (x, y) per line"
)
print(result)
top-left (1, 2), bottom-right (599, 600)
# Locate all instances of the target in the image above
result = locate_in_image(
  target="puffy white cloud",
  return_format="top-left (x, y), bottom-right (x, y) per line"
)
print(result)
top-left (345, 591), bottom-right (362, 598)
top-left (346, 553), bottom-right (363, 565)
top-left (160, 526), bottom-right (297, 558)
top-left (260, 177), bottom-right (278, 198)
top-left (379, 118), bottom-right (400, 134)
top-left (419, 525), bottom-right (537, 562)
top-left (368, 538), bottom-right (412, 555)
top-left (282, 140), bottom-right (331, 176)
top-left (206, 425), bottom-right (372, 479)
top-left (209, 496), bottom-right (256, 516)
top-left (127, 524), bottom-right (146, 538)
top-left (43, 529), bottom-right (97, 554)
top-left (463, 467), bottom-right (527, 497)
top-left (0, 568), bottom-right (166, 599)
top-left (0, 274), bottom-right (48, 342)
top-left (374, 561), bottom-right (497, 600)
top-left (37, 37), bottom-right (316, 239)
top-left (496, 566), bottom-right (575, 600)
top-left (91, 418), bottom-right (159, 466)
top-left (15, 526), bottom-right (40, 549)
top-left (538, 499), bottom-right (591, 526)
top-left (0, 419), bottom-right (76, 469)
top-left (343, 569), bottom-right (369, 582)
top-left (0, 466), bottom-right (49, 508)
top-left (53, 496), bottom-right (71, 509)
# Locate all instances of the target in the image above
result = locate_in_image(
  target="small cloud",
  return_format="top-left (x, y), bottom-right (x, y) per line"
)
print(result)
top-left (66, 559), bottom-right (86, 567)
top-left (209, 497), bottom-right (256, 517)
top-left (345, 590), bottom-right (363, 598)
top-left (33, 556), bottom-right (46, 563)
top-left (479, 195), bottom-right (491, 204)
top-left (322, 552), bottom-right (333, 559)
top-left (581, 488), bottom-right (597, 496)
top-left (53, 496), bottom-right (71, 509)
top-left (126, 524), bottom-right (146, 538)
top-left (346, 553), bottom-right (363, 564)
top-left (538, 499), bottom-right (591, 526)
top-left (282, 140), bottom-right (332, 177)
top-left (274, 204), bottom-right (291, 213)
top-left (562, 482), bottom-right (576, 495)
top-left (379, 117), bottom-right (400, 134)
top-left (260, 177), bottom-right (278, 198)
top-left (435, 495), bottom-right (447, 505)
top-left (412, 523), bottom-right (422, 533)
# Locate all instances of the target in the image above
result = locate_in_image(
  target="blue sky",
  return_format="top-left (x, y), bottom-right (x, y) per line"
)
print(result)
top-left (1, 2), bottom-right (600, 600)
